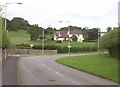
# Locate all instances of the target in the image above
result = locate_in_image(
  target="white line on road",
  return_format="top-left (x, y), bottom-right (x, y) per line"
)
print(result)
top-left (42, 64), bottom-right (46, 67)
top-left (47, 67), bottom-right (52, 70)
top-left (55, 72), bottom-right (64, 77)
top-left (42, 64), bottom-right (64, 77)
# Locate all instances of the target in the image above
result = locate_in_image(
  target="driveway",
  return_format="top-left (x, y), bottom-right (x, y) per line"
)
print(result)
top-left (17, 53), bottom-right (118, 85)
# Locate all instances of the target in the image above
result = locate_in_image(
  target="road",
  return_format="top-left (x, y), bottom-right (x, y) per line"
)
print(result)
top-left (17, 54), bottom-right (118, 85)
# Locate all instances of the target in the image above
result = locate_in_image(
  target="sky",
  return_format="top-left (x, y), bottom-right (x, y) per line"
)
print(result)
top-left (0, 0), bottom-right (119, 31)
top-left (118, 1), bottom-right (120, 25)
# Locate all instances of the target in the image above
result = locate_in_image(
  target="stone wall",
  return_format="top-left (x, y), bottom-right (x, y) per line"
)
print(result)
top-left (8, 49), bottom-right (57, 55)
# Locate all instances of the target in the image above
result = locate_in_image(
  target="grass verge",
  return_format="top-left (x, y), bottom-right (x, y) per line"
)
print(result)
top-left (56, 54), bottom-right (118, 82)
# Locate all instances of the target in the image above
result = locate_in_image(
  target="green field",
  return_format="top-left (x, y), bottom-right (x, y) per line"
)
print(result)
top-left (8, 30), bottom-right (97, 47)
top-left (56, 54), bottom-right (118, 82)
top-left (8, 30), bottom-right (40, 45)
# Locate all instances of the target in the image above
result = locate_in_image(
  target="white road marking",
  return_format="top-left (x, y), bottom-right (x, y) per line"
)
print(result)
top-left (48, 67), bottom-right (52, 70)
top-left (60, 74), bottom-right (64, 77)
top-left (55, 72), bottom-right (64, 77)
top-left (42, 64), bottom-right (46, 67)
top-left (42, 64), bottom-right (64, 77)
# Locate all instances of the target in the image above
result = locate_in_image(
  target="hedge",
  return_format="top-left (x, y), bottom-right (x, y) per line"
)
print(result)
top-left (16, 44), bottom-right (97, 53)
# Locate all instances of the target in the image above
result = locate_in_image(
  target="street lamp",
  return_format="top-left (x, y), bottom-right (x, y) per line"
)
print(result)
top-left (4, 2), bottom-right (22, 30)
top-left (3, 2), bottom-right (22, 61)
top-left (42, 25), bottom-right (51, 55)
top-left (59, 21), bottom-right (71, 56)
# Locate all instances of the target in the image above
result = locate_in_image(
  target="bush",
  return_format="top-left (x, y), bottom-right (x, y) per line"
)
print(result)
top-left (100, 28), bottom-right (119, 58)
top-left (16, 43), bottom-right (31, 49)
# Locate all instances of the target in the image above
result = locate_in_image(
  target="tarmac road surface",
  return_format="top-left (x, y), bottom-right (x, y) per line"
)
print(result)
top-left (17, 54), bottom-right (118, 85)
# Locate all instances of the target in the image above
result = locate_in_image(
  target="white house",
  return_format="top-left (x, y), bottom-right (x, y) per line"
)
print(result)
top-left (54, 30), bottom-right (84, 42)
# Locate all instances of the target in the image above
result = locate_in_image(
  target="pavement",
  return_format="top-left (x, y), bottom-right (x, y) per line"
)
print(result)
top-left (17, 54), bottom-right (119, 85)
top-left (2, 55), bottom-right (19, 85)
top-left (0, 49), bottom-right (2, 86)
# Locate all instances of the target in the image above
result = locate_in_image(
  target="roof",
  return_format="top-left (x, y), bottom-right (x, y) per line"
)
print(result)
top-left (60, 31), bottom-right (67, 35)
top-left (70, 30), bottom-right (82, 34)
top-left (57, 35), bottom-right (69, 38)
top-left (55, 30), bottom-right (82, 39)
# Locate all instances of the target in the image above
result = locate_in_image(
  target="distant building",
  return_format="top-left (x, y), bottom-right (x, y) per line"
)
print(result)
top-left (54, 30), bottom-right (84, 42)
top-left (118, 1), bottom-right (120, 26)
top-left (100, 32), bottom-right (106, 37)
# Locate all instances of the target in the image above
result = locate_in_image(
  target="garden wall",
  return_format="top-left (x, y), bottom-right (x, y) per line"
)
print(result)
top-left (8, 49), bottom-right (57, 55)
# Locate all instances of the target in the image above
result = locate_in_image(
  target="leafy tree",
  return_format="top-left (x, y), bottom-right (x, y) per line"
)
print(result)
top-left (100, 28), bottom-right (119, 57)
top-left (82, 27), bottom-right (89, 40)
top-left (87, 28), bottom-right (99, 40)
top-left (9, 17), bottom-right (30, 30)
top-left (60, 26), bottom-right (82, 31)
top-left (1, 29), bottom-right (11, 48)
top-left (28, 24), bottom-right (42, 41)
top-left (107, 27), bottom-right (112, 32)
top-left (45, 27), bottom-right (55, 35)
top-left (88, 31), bottom-right (98, 40)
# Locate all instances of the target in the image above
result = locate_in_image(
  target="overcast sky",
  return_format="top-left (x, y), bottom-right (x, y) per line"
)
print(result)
top-left (0, 0), bottom-right (119, 31)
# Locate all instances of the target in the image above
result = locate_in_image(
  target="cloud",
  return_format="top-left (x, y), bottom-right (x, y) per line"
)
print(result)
top-left (1, 0), bottom-right (119, 31)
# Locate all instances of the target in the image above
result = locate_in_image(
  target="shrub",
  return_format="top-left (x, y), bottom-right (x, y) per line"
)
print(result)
top-left (100, 28), bottom-right (119, 58)
top-left (16, 43), bottom-right (31, 49)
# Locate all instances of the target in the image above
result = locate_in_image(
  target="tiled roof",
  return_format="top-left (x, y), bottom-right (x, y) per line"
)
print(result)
top-left (55, 30), bottom-right (82, 38)
top-left (60, 31), bottom-right (67, 35)
top-left (57, 35), bottom-right (69, 38)
top-left (70, 30), bottom-right (81, 34)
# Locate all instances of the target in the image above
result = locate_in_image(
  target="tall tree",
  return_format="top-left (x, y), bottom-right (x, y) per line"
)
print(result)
top-left (10, 17), bottom-right (30, 30)
top-left (1, 29), bottom-right (11, 48)
top-left (88, 28), bottom-right (99, 40)
top-left (28, 24), bottom-right (42, 41)
top-left (107, 27), bottom-right (112, 32)
top-left (100, 28), bottom-right (119, 57)
top-left (45, 27), bottom-right (55, 35)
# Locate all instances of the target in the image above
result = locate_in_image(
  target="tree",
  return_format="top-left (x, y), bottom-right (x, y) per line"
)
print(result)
top-left (45, 27), bottom-right (55, 35)
top-left (9, 17), bottom-right (30, 30)
top-left (100, 28), bottom-right (119, 58)
top-left (87, 28), bottom-right (99, 40)
top-left (82, 27), bottom-right (89, 40)
top-left (1, 29), bottom-right (11, 48)
top-left (107, 27), bottom-right (112, 32)
top-left (28, 24), bottom-right (42, 41)
top-left (72, 35), bottom-right (77, 41)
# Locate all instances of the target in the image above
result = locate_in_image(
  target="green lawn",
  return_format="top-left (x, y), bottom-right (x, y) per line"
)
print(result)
top-left (56, 54), bottom-right (118, 82)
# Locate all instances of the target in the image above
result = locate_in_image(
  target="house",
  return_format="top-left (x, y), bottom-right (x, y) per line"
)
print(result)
top-left (54, 30), bottom-right (84, 42)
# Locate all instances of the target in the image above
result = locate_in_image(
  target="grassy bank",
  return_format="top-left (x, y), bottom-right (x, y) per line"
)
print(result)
top-left (8, 30), bottom-right (40, 45)
top-left (56, 54), bottom-right (118, 82)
